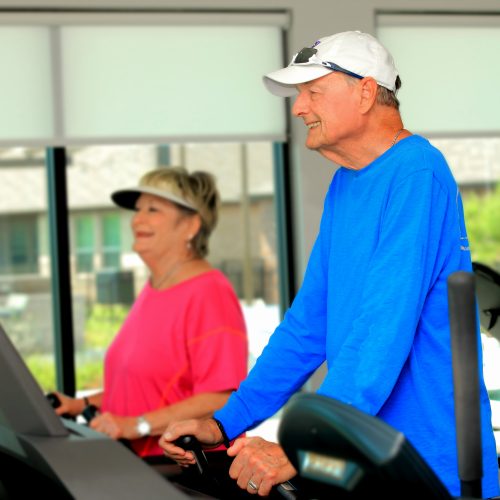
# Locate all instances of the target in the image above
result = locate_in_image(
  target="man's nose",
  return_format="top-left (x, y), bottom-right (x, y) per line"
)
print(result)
top-left (292, 92), bottom-right (308, 117)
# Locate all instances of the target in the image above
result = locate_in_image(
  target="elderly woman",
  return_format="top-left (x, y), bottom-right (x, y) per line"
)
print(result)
top-left (54, 167), bottom-right (248, 459)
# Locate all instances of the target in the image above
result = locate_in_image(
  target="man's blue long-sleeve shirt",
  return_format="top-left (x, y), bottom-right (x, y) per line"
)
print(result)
top-left (215, 135), bottom-right (498, 497)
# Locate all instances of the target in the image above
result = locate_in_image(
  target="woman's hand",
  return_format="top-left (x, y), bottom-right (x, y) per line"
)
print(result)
top-left (89, 412), bottom-right (137, 440)
top-left (159, 418), bottom-right (222, 466)
top-left (227, 437), bottom-right (297, 496)
top-left (51, 391), bottom-right (83, 417)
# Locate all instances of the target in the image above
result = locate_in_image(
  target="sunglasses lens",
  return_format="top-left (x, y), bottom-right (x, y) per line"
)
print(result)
top-left (294, 47), bottom-right (317, 64)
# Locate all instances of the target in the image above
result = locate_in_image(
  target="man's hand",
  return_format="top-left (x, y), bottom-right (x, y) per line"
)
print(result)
top-left (159, 418), bottom-right (223, 466)
top-left (227, 437), bottom-right (297, 496)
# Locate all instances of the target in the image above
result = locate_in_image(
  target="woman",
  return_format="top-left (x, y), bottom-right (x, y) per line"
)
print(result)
top-left (53, 166), bottom-right (248, 459)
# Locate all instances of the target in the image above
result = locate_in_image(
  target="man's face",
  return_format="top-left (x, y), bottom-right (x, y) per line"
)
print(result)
top-left (292, 72), bottom-right (359, 153)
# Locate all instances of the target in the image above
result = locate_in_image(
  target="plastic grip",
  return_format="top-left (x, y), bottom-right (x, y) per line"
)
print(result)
top-left (174, 435), bottom-right (209, 476)
top-left (45, 392), bottom-right (73, 420)
top-left (447, 271), bottom-right (483, 498)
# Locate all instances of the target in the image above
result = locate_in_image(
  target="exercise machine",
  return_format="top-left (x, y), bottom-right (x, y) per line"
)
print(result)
top-left (278, 271), bottom-right (486, 499)
top-left (0, 323), bottom-right (190, 499)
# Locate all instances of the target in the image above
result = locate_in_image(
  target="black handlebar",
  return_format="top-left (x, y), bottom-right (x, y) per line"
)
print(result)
top-left (45, 392), bottom-right (74, 420)
top-left (174, 435), bottom-right (210, 477)
top-left (46, 392), bottom-right (99, 424)
top-left (174, 434), bottom-right (298, 499)
top-left (447, 271), bottom-right (483, 499)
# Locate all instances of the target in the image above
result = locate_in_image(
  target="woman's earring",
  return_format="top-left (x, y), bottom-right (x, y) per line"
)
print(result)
top-left (186, 236), bottom-right (192, 250)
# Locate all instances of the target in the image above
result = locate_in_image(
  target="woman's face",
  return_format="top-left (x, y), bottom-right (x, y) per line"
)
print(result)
top-left (131, 193), bottom-right (193, 262)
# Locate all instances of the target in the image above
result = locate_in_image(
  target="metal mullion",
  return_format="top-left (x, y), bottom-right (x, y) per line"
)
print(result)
top-left (273, 141), bottom-right (295, 317)
top-left (46, 147), bottom-right (75, 396)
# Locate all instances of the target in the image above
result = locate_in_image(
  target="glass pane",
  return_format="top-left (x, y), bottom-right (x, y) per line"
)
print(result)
top-left (76, 215), bottom-right (94, 246)
top-left (102, 213), bottom-right (121, 269)
top-left (432, 136), bottom-right (500, 448)
top-left (377, 17), bottom-right (500, 450)
top-left (0, 216), bottom-right (38, 273)
top-left (431, 137), bottom-right (500, 266)
top-left (66, 144), bottom-right (283, 432)
top-left (61, 25), bottom-right (285, 140)
top-left (103, 213), bottom-right (121, 246)
top-left (0, 148), bottom-right (56, 392)
top-left (75, 215), bottom-right (95, 272)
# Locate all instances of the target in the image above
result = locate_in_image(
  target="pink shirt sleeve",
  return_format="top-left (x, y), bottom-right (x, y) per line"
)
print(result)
top-left (184, 276), bottom-right (248, 394)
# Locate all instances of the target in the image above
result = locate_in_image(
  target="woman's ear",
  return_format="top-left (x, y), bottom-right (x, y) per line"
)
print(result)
top-left (186, 213), bottom-right (202, 238)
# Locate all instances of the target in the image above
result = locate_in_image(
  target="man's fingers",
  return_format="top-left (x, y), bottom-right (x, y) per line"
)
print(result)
top-left (258, 478), bottom-right (274, 497)
top-left (226, 436), bottom-right (248, 456)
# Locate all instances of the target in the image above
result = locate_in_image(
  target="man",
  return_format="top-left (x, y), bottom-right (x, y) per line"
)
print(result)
top-left (159, 31), bottom-right (499, 498)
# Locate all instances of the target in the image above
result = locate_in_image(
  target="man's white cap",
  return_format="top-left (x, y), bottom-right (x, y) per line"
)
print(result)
top-left (263, 30), bottom-right (399, 97)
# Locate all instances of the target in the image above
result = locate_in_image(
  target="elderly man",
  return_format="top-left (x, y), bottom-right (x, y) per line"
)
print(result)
top-left (159, 31), bottom-right (499, 499)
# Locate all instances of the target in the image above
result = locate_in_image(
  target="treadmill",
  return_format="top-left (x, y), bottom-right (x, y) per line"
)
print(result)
top-left (0, 322), bottom-right (191, 499)
top-left (1, 270), bottom-right (493, 499)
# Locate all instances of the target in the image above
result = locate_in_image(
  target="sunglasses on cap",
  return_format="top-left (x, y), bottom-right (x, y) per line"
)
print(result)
top-left (291, 47), bottom-right (363, 81)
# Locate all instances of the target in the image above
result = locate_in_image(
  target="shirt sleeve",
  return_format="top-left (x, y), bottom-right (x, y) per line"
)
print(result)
top-left (215, 190), bottom-right (336, 439)
top-left (186, 276), bottom-right (248, 395)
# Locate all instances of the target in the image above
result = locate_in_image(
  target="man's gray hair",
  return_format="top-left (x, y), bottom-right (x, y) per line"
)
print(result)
top-left (377, 75), bottom-right (401, 110)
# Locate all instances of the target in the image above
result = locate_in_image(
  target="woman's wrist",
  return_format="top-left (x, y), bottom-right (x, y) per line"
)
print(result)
top-left (80, 396), bottom-right (90, 413)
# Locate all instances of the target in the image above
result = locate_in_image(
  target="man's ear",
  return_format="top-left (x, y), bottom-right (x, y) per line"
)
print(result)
top-left (358, 77), bottom-right (378, 113)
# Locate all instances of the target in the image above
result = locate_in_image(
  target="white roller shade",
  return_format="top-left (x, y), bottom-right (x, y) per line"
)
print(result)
top-left (0, 12), bottom-right (287, 145)
top-left (378, 15), bottom-right (500, 135)
top-left (0, 27), bottom-right (53, 141)
top-left (61, 25), bottom-right (285, 140)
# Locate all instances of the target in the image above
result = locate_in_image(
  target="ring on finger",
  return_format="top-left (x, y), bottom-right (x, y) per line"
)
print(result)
top-left (248, 479), bottom-right (258, 490)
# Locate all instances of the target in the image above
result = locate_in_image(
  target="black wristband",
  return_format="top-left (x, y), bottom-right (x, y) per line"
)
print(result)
top-left (212, 417), bottom-right (231, 448)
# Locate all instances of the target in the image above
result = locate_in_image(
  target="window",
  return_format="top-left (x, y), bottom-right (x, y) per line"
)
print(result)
top-left (0, 215), bottom-right (38, 274)
top-left (66, 143), bottom-right (285, 409)
top-left (0, 148), bottom-right (56, 392)
top-left (378, 14), bottom-right (500, 454)
top-left (75, 215), bottom-right (95, 273)
top-left (102, 213), bottom-right (122, 270)
top-left (0, 9), bottom-right (291, 442)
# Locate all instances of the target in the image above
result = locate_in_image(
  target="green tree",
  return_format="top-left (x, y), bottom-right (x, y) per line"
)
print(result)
top-left (27, 303), bottom-right (129, 392)
top-left (463, 183), bottom-right (500, 271)
top-left (85, 303), bottom-right (128, 348)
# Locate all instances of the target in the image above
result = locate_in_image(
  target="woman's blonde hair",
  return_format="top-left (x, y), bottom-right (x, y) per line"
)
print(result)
top-left (139, 167), bottom-right (220, 258)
